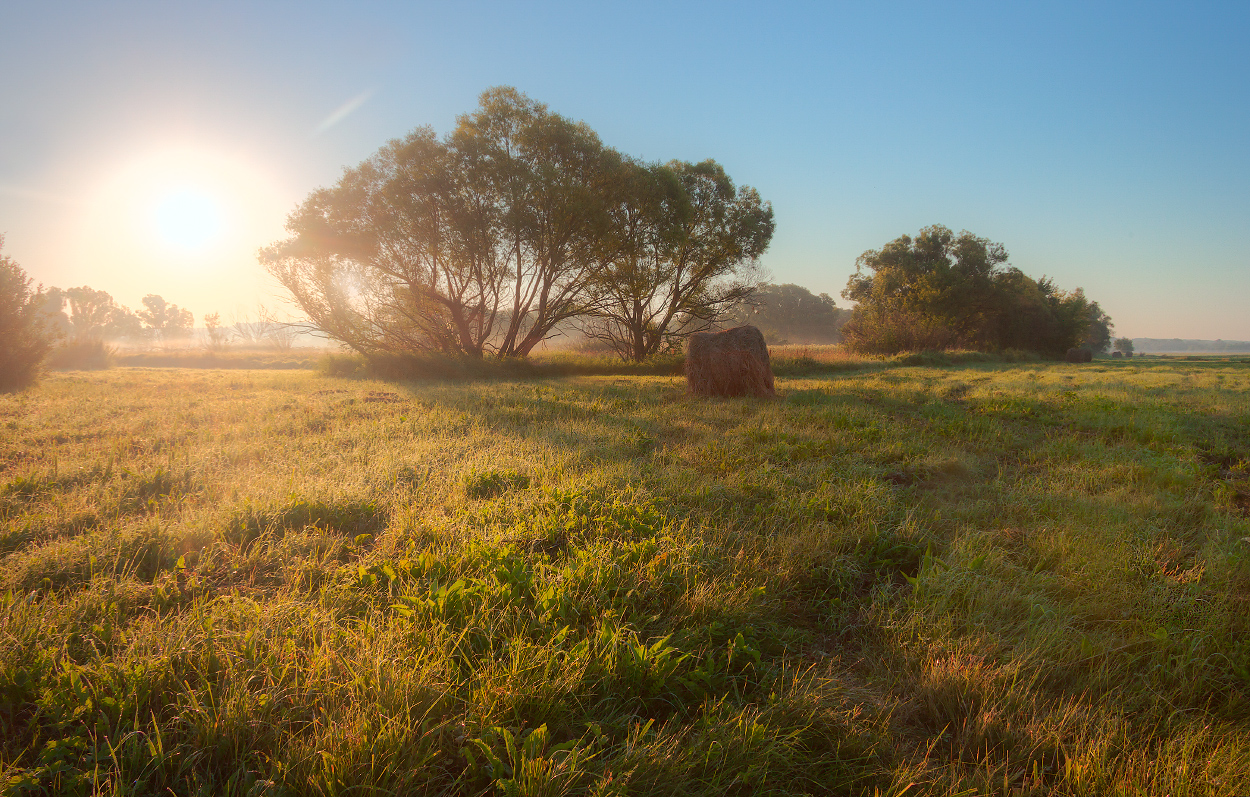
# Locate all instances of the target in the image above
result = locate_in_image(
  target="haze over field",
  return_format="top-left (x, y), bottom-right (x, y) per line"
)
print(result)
top-left (1, 1), bottom-right (1247, 340)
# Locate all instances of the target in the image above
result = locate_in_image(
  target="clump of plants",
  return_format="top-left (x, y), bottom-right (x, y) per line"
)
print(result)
top-left (0, 236), bottom-right (58, 391)
top-left (840, 225), bottom-right (1111, 357)
top-left (45, 338), bottom-right (114, 370)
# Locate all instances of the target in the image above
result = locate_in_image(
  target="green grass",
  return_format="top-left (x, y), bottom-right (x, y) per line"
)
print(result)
top-left (1, 360), bottom-right (1248, 795)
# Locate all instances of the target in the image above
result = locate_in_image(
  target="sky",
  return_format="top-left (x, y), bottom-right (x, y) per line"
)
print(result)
top-left (2, 0), bottom-right (1247, 340)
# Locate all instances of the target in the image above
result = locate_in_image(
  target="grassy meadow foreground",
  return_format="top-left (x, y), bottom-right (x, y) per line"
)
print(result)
top-left (1, 360), bottom-right (1249, 795)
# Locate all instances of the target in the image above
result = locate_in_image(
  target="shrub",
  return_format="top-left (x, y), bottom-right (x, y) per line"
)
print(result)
top-left (318, 352), bottom-right (366, 378)
top-left (0, 238), bottom-right (58, 391)
top-left (46, 338), bottom-right (114, 370)
top-left (840, 310), bottom-right (965, 355)
top-left (841, 225), bottom-right (1100, 356)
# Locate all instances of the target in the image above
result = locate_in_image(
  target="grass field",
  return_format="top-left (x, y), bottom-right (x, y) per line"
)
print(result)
top-left (2, 359), bottom-right (1249, 795)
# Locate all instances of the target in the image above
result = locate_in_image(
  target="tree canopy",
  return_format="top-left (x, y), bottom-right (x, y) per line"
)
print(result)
top-left (137, 294), bottom-right (194, 342)
top-left (583, 159), bottom-right (774, 360)
top-left (841, 225), bottom-right (1100, 356)
top-left (1084, 301), bottom-right (1114, 354)
top-left (261, 87), bottom-right (773, 361)
top-left (39, 286), bottom-right (143, 342)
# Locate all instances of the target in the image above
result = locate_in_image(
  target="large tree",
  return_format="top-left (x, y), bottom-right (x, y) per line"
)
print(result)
top-left (456, 88), bottom-right (614, 356)
top-left (842, 225), bottom-right (1094, 355)
top-left (263, 127), bottom-right (504, 357)
top-left (262, 87), bottom-right (773, 362)
top-left (583, 158), bottom-right (774, 361)
top-left (263, 87), bottom-right (616, 359)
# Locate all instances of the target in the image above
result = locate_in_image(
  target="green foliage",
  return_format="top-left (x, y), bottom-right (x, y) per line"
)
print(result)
top-left (1084, 300), bottom-right (1115, 353)
top-left (1114, 336), bottom-right (1135, 356)
top-left (1, 363), bottom-right (1249, 794)
top-left (0, 237), bottom-right (57, 392)
top-left (838, 307), bottom-right (965, 354)
top-left (585, 159), bottom-right (775, 361)
top-left (841, 225), bottom-right (1101, 356)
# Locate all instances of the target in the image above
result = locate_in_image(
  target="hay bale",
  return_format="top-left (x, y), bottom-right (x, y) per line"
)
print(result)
top-left (1111, 351), bottom-right (1123, 359)
top-left (1065, 347), bottom-right (1093, 363)
top-left (686, 325), bottom-right (775, 398)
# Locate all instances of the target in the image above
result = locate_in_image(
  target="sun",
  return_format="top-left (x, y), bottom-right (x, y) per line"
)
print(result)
top-left (73, 144), bottom-right (291, 312)
top-left (151, 186), bottom-right (225, 252)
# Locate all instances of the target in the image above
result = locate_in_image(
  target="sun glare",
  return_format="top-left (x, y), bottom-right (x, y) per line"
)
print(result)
top-left (72, 144), bottom-right (290, 314)
top-left (151, 187), bottom-right (224, 252)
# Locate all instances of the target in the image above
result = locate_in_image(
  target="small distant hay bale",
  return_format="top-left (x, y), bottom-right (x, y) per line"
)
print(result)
top-left (1111, 350), bottom-right (1123, 359)
top-left (686, 325), bottom-right (775, 398)
top-left (1065, 347), bottom-right (1093, 363)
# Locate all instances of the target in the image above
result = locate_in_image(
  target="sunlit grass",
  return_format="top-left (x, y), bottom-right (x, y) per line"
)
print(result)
top-left (1, 360), bottom-right (1248, 794)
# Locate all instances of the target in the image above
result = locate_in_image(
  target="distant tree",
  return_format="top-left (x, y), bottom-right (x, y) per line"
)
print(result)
top-left (584, 158), bottom-right (774, 361)
top-left (138, 294), bottom-right (193, 343)
top-left (65, 286), bottom-right (115, 338)
top-left (728, 283), bottom-right (848, 344)
top-left (36, 287), bottom-right (72, 338)
top-left (841, 225), bottom-right (1092, 356)
top-left (0, 236), bottom-right (58, 391)
top-left (59, 286), bottom-right (143, 341)
top-left (230, 307), bottom-right (271, 347)
top-left (204, 312), bottom-right (228, 351)
top-left (1114, 337), bottom-right (1134, 356)
top-left (229, 306), bottom-right (301, 350)
top-left (1083, 301), bottom-right (1114, 354)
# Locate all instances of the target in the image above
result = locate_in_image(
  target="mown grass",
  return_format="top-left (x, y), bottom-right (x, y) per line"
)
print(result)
top-left (1, 360), bottom-right (1248, 795)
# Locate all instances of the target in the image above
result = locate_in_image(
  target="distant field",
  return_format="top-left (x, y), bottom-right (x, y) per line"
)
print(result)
top-left (2, 360), bottom-right (1248, 795)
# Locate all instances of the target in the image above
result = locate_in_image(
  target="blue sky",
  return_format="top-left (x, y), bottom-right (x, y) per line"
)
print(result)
top-left (2, 1), bottom-right (1247, 339)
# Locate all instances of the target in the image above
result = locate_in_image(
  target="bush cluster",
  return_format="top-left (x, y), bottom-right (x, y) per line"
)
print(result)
top-left (841, 225), bottom-right (1111, 357)
top-left (0, 237), bottom-right (57, 392)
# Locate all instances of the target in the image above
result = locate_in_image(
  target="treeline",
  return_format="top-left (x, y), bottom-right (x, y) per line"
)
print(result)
top-left (2, 233), bottom-right (313, 389)
top-left (34, 283), bottom-right (296, 352)
top-left (37, 288), bottom-right (194, 344)
top-left (840, 225), bottom-right (1112, 357)
top-left (0, 275), bottom-right (202, 379)
top-left (1133, 338), bottom-right (1250, 354)
top-left (725, 283), bottom-right (852, 345)
top-left (262, 87), bottom-right (775, 363)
